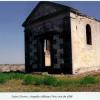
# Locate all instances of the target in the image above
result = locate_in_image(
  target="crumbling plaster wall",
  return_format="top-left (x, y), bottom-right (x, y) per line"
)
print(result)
top-left (70, 12), bottom-right (100, 74)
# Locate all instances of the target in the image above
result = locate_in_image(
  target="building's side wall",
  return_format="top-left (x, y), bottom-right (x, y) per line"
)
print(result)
top-left (70, 12), bottom-right (100, 74)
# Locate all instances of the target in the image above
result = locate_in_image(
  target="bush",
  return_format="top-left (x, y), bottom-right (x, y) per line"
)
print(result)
top-left (43, 76), bottom-right (58, 86)
top-left (23, 75), bottom-right (34, 85)
top-left (0, 73), bottom-right (8, 84)
top-left (5, 72), bottom-right (25, 80)
top-left (0, 72), bottom-right (25, 80)
top-left (11, 73), bottom-right (25, 80)
top-left (0, 77), bottom-right (7, 84)
top-left (80, 76), bottom-right (96, 85)
top-left (23, 75), bottom-right (58, 86)
top-left (33, 78), bottom-right (44, 85)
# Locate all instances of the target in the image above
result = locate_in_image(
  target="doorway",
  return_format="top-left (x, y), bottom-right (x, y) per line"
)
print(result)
top-left (44, 39), bottom-right (51, 67)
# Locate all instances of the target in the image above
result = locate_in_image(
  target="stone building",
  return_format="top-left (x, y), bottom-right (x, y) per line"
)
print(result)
top-left (22, 1), bottom-right (100, 74)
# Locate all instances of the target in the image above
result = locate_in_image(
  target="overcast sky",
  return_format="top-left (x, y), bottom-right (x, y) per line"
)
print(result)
top-left (0, 1), bottom-right (100, 64)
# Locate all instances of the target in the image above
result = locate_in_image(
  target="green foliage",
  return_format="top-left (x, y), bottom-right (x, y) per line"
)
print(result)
top-left (33, 78), bottom-right (44, 85)
top-left (0, 73), bottom-right (10, 84)
top-left (0, 72), bottom-right (25, 84)
top-left (55, 79), bottom-right (79, 87)
top-left (0, 72), bottom-right (99, 88)
top-left (7, 72), bottom-right (24, 80)
top-left (43, 76), bottom-right (58, 86)
top-left (0, 75), bottom-right (7, 84)
top-left (23, 75), bottom-right (58, 86)
top-left (0, 77), bottom-right (6, 84)
top-left (23, 75), bottom-right (34, 85)
top-left (80, 75), bottom-right (97, 85)
top-left (0, 72), bottom-right (25, 80)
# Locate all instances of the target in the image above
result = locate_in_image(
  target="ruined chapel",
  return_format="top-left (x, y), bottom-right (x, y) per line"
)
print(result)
top-left (22, 1), bottom-right (100, 74)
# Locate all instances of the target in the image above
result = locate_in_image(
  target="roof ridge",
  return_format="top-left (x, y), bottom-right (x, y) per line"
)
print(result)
top-left (22, 1), bottom-right (100, 27)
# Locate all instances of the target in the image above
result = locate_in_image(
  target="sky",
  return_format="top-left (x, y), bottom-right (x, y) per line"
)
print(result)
top-left (0, 1), bottom-right (100, 64)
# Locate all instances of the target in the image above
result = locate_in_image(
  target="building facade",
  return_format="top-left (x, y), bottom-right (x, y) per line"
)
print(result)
top-left (22, 1), bottom-right (100, 74)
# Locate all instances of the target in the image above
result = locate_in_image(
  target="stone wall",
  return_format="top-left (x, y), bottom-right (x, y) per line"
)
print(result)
top-left (0, 64), bottom-right (25, 72)
top-left (53, 34), bottom-right (64, 69)
top-left (27, 13), bottom-right (68, 72)
top-left (70, 12), bottom-right (100, 74)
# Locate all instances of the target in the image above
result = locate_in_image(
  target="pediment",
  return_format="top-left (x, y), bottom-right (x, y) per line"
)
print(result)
top-left (32, 2), bottom-right (64, 19)
top-left (23, 1), bottom-right (68, 26)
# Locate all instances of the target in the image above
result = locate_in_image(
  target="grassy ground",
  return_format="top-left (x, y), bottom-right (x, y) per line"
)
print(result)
top-left (0, 72), bottom-right (100, 92)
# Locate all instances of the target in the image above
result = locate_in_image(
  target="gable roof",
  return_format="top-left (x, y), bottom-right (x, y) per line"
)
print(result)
top-left (22, 1), bottom-right (100, 27)
top-left (22, 1), bottom-right (79, 27)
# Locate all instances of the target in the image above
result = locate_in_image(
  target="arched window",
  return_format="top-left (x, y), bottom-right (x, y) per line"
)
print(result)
top-left (86, 24), bottom-right (92, 45)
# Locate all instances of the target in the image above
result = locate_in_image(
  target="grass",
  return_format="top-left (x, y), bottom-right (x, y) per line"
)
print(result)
top-left (23, 75), bottom-right (34, 85)
top-left (0, 72), bottom-right (100, 91)
top-left (80, 75), bottom-right (97, 85)
top-left (43, 76), bottom-right (58, 86)
top-left (23, 75), bottom-right (58, 86)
